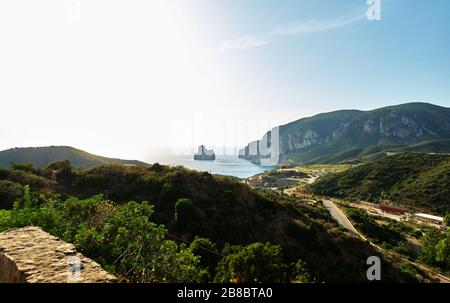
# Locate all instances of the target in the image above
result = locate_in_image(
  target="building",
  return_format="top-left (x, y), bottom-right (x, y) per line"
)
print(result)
top-left (360, 201), bottom-right (380, 209)
top-left (380, 204), bottom-right (406, 215)
top-left (414, 213), bottom-right (444, 225)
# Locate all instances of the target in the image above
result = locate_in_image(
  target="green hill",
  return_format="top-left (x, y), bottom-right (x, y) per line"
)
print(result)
top-left (240, 102), bottom-right (450, 165)
top-left (311, 153), bottom-right (450, 213)
top-left (341, 139), bottom-right (450, 164)
top-left (0, 146), bottom-right (148, 168)
top-left (0, 161), bottom-right (417, 282)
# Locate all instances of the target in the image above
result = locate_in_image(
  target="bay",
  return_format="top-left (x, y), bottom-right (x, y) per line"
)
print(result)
top-left (144, 154), bottom-right (273, 179)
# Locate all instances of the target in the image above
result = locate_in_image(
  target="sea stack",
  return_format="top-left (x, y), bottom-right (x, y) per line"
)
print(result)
top-left (194, 145), bottom-right (215, 161)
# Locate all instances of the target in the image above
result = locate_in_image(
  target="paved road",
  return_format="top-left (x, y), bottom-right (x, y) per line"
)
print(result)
top-left (279, 187), bottom-right (450, 283)
top-left (307, 176), bottom-right (319, 184)
top-left (322, 199), bottom-right (361, 236)
top-left (322, 199), bottom-right (450, 283)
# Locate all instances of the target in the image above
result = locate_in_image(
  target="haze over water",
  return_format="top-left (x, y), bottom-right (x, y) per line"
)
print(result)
top-left (144, 151), bottom-right (272, 179)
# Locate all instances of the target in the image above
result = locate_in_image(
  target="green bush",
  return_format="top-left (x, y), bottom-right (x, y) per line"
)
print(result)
top-left (0, 180), bottom-right (23, 209)
top-left (175, 198), bottom-right (198, 229)
top-left (292, 259), bottom-right (313, 283)
top-left (0, 193), bottom-right (206, 282)
top-left (189, 237), bottom-right (220, 281)
top-left (421, 230), bottom-right (450, 272)
top-left (214, 242), bottom-right (289, 283)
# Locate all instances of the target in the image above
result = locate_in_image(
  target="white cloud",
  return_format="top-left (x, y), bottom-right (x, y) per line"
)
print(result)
top-left (208, 35), bottom-right (269, 53)
top-left (211, 11), bottom-right (366, 53)
top-left (269, 13), bottom-right (365, 36)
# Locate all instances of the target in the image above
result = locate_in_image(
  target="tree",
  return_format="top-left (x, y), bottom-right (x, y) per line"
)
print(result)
top-left (420, 232), bottom-right (440, 265)
top-left (0, 180), bottom-right (23, 209)
top-left (0, 194), bottom-right (206, 283)
top-left (136, 172), bottom-right (167, 195)
top-left (51, 160), bottom-right (74, 186)
top-left (175, 198), bottom-right (197, 229)
top-left (23, 185), bottom-right (33, 209)
top-left (101, 201), bottom-right (205, 282)
top-left (214, 242), bottom-right (288, 283)
top-left (0, 210), bottom-right (12, 232)
top-left (11, 162), bottom-right (36, 173)
top-left (189, 237), bottom-right (220, 281)
top-left (292, 259), bottom-right (313, 283)
top-left (435, 236), bottom-right (450, 270)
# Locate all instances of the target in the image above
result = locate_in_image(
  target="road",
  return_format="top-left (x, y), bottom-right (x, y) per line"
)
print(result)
top-left (322, 199), bottom-right (361, 237)
top-left (322, 199), bottom-right (450, 283)
top-left (306, 175), bottom-right (319, 184)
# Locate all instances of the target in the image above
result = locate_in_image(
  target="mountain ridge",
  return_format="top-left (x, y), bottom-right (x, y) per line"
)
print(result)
top-left (0, 146), bottom-right (148, 169)
top-left (239, 102), bottom-right (450, 165)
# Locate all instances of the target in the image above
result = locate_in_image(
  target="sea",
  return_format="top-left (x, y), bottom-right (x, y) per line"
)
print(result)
top-left (143, 153), bottom-right (273, 179)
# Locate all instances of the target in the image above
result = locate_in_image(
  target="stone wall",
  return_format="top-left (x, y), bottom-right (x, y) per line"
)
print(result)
top-left (0, 226), bottom-right (117, 283)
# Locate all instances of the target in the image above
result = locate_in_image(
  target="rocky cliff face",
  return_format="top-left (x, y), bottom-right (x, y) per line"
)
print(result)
top-left (194, 145), bottom-right (215, 161)
top-left (240, 103), bottom-right (450, 165)
top-left (0, 227), bottom-right (117, 283)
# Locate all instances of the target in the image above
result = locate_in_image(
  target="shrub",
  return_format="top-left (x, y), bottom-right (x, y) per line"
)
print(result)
top-left (189, 237), bottom-right (220, 281)
top-left (292, 259), bottom-right (313, 283)
top-left (0, 180), bottom-right (23, 209)
top-left (175, 198), bottom-right (198, 229)
top-left (214, 242), bottom-right (289, 283)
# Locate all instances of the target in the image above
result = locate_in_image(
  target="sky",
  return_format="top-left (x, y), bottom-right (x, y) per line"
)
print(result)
top-left (1, 0), bottom-right (450, 160)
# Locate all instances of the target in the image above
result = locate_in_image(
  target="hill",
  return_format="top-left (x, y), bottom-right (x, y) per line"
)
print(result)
top-left (0, 161), bottom-right (418, 282)
top-left (311, 153), bottom-right (450, 213)
top-left (239, 102), bottom-right (450, 165)
top-left (0, 146), bottom-right (148, 169)
top-left (341, 139), bottom-right (450, 164)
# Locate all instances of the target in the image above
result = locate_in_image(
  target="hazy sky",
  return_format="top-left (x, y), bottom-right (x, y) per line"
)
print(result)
top-left (1, 0), bottom-right (449, 160)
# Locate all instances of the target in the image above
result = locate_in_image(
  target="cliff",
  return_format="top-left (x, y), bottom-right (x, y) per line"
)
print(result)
top-left (0, 226), bottom-right (117, 283)
top-left (194, 145), bottom-right (215, 161)
top-left (239, 103), bottom-right (450, 165)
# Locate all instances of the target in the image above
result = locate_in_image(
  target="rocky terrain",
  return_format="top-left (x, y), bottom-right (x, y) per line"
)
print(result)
top-left (0, 226), bottom-right (117, 283)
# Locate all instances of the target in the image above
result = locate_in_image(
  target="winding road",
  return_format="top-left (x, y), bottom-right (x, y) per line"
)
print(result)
top-left (322, 199), bottom-right (361, 236)
top-left (322, 199), bottom-right (450, 283)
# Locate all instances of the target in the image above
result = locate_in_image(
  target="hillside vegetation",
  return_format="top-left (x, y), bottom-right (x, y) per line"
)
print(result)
top-left (0, 160), bottom-right (417, 282)
top-left (240, 102), bottom-right (450, 165)
top-left (0, 146), bottom-right (147, 169)
top-left (312, 153), bottom-right (450, 213)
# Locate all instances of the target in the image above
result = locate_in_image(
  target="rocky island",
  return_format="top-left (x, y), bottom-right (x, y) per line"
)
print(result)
top-left (194, 145), bottom-right (215, 161)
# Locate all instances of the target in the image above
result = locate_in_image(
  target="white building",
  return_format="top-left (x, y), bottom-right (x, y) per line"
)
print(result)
top-left (414, 213), bottom-right (444, 225)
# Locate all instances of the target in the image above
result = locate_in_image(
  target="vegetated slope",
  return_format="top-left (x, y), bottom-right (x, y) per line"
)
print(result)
top-left (0, 161), bottom-right (415, 282)
top-left (311, 153), bottom-right (450, 213)
top-left (240, 102), bottom-right (450, 165)
top-left (0, 146), bottom-right (147, 168)
top-left (397, 139), bottom-right (450, 153)
top-left (342, 139), bottom-right (450, 164)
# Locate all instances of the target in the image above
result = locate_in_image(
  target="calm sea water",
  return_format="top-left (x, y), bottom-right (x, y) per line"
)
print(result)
top-left (144, 154), bottom-right (272, 179)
